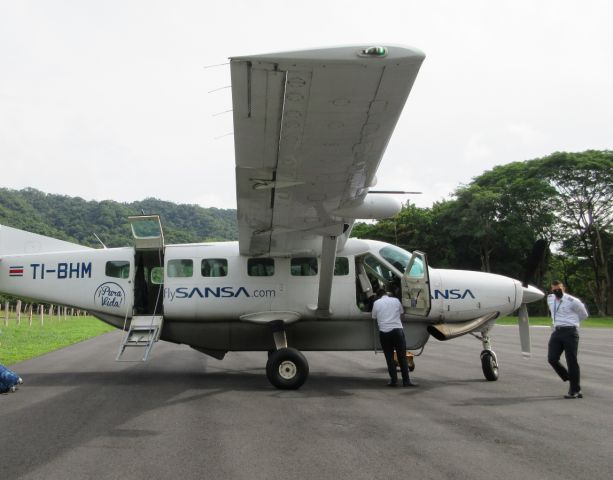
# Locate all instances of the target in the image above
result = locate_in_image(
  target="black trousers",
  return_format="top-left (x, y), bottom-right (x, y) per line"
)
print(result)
top-left (548, 327), bottom-right (580, 393)
top-left (379, 328), bottom-right (410, 383)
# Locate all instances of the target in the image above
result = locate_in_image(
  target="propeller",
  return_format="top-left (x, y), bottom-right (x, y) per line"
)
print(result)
top-left (518, 304), bottom-right (531, 357)
top-left (518, 239), bottom-right (549, 357)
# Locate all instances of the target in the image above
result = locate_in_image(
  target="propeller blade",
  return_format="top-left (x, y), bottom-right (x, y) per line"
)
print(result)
top-left (518, 303), bottom-right (531, 357)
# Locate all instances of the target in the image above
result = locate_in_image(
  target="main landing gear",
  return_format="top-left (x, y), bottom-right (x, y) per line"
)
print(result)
top-left (266, 321), bottom-right (309, 390)
top-left (471, 328), bottom-right (499, 381)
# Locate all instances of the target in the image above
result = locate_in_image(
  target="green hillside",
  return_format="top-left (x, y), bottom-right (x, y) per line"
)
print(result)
top-left (0, 187), bottom-right (237, 247)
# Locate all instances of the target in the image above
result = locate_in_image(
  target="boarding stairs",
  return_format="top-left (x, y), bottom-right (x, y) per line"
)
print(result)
top-left (116, 315), bottom-right (164, 362)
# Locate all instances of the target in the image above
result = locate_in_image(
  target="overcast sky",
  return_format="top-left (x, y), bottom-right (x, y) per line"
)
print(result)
top-left (1, 0), bottom-right (612, 211)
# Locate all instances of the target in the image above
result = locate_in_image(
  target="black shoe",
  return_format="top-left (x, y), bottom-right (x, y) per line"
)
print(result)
top-left (387, 381), bottom-right (398, 387)
top-left (564, 391), bottom-right (583, 399)
top-left (402, 381), bottom-right (419, 387)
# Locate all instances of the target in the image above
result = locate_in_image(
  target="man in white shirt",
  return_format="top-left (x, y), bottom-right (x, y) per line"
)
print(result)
top-left (371, 289), bottom-right (417, 387)
top-left (547, 280), bottom-right (589, 399)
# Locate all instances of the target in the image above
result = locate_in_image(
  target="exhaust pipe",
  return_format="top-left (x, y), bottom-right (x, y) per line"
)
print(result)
top-left (427, 312), bottom-right (499, 341)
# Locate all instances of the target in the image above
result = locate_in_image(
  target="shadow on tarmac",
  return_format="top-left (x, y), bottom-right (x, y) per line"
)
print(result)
top-left (451, 395), bottom-right (565, 407)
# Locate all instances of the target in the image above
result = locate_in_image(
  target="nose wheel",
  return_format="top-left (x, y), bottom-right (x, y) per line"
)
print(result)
top-left (480, 350), bottom-right (499, 381)
top-left (471, 327), bottom-right (499, 381)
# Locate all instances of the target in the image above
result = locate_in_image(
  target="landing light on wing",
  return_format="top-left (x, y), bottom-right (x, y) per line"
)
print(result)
top-left (360, 46), bottom-right (388, 57)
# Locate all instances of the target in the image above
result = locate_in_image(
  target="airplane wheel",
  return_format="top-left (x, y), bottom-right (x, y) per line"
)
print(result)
top-left (266, 347), bottom-right (309, 390)
top-left (480, 350), bottom-right (499, 381)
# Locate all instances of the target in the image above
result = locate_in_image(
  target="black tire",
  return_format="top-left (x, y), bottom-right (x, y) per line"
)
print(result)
top-left (481, 350), bottom-right (499, 381)
top-left (266, 347), bottom-right (309, 390)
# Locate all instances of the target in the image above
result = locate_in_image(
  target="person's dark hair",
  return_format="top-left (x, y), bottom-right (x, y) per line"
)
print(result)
top-left (376, 288), bottom-right (387, 299)
top-left (551, 280), bottom-right (564, 287)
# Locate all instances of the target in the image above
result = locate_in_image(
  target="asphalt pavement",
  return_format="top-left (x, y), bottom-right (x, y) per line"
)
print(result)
top-left (1, 325), bottom-right (612, 480)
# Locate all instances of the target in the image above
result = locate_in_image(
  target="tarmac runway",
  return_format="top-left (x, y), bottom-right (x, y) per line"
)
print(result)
top-left (1, 325), bottom-right (612, 480)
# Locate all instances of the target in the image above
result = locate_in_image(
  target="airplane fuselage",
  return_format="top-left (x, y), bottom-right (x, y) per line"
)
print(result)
top-left (0, 237), bottom-right (530, 355)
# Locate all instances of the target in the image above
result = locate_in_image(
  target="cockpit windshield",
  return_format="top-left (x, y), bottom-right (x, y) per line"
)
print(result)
top-left (379, 245), bottom-right (424, 277)
top-left (380, 245), bottom-right (410, 272)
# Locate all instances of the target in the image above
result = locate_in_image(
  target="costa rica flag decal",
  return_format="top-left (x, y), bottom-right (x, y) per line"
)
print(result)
top-left (9, 266), bottom-right (24, 277)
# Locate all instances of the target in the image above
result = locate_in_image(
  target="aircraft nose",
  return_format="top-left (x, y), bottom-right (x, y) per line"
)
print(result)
top-left (522, 285), bottom-right (545, 304)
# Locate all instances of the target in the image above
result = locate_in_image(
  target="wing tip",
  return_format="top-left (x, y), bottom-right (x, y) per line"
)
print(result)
top-left (230, 44), bottom-right (425, 64)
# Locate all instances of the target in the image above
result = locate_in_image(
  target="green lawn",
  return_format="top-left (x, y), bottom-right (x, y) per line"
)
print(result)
top-left (496, 315), bottom-right (613, 328)
top-left (0, 314), bottom-right (115, 365)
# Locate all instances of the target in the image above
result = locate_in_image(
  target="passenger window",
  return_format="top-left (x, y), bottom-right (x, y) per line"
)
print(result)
top-left (167, 259), bottom-right (193, 278)
top-left (151, 267), bottom-right (164, 285)
top-left (105, 261), bottom-right (130, 279)
top-left (202, 259), bottom-right (228, 277)
top-left (248, 258), bottom-right (275, 276)
top-left (334, 257), bottom-right (349, 276)
top-left (291, 257), bottom-right (318, 276)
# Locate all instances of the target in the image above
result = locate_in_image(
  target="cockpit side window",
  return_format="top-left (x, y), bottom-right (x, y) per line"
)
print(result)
top-left (379, 245), bottom-right (410, 272)
top-left (363, 254), bottom-right (397, 282)
top-left (379, 245), bottom-right (424, 277)
top-left (406, 257), bottom-right (424, 277)
top-left (360, 254), bottom-right (402, 301)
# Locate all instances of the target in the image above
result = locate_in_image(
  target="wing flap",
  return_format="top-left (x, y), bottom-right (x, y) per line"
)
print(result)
top-left (231, 46), bottom-right (424, 256)
top-left (231, 63), bottom-right (285, 171)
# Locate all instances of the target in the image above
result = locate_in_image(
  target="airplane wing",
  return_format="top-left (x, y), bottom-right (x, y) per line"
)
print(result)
top-left (230, 45), bottom-right (424, 257)
top-left (0, 224), bottom-right (92, 254)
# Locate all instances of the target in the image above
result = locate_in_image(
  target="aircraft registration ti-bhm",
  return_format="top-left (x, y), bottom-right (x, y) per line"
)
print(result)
top-left (0, 45), bottom-right (543, 389)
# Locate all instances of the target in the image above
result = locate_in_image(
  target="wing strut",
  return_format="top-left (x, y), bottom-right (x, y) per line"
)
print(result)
top-left (315, 235), bottom-right (338, 317)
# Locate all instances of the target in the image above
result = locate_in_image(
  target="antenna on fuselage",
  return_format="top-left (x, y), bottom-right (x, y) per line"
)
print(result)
top-left (203, 62), bottom-right (230, 69)
top-left (207, 85), bottom-right (231, 93)
top-left (93, 233), bottom-right (107, 249)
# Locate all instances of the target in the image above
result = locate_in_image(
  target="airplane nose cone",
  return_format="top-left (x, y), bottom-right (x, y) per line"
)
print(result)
top-left (522, 285), bottom-right (545, 304)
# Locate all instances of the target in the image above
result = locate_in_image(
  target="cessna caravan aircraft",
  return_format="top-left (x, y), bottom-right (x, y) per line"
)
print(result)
top-left (0, 45), bottom-right (543, 389)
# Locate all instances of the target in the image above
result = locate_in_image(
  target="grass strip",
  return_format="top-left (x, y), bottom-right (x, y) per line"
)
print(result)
top-left (496, 316), bottom-right (613, 328)
top-left (0, 314), bottom-right (115, 365)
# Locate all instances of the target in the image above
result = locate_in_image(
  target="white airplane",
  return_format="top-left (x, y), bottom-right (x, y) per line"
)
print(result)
top-left (0, 45), bottom-right (543, 389)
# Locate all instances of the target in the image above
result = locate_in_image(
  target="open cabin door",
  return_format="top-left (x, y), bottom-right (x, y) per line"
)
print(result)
top-left (117, 215), bottom-right (165, 362)
top-left (401, 250), bottom-right (431, 317)
top-left (129, 215), bottom-right (165, 251)
top-left (129, 215), bottom-right (164, 316)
